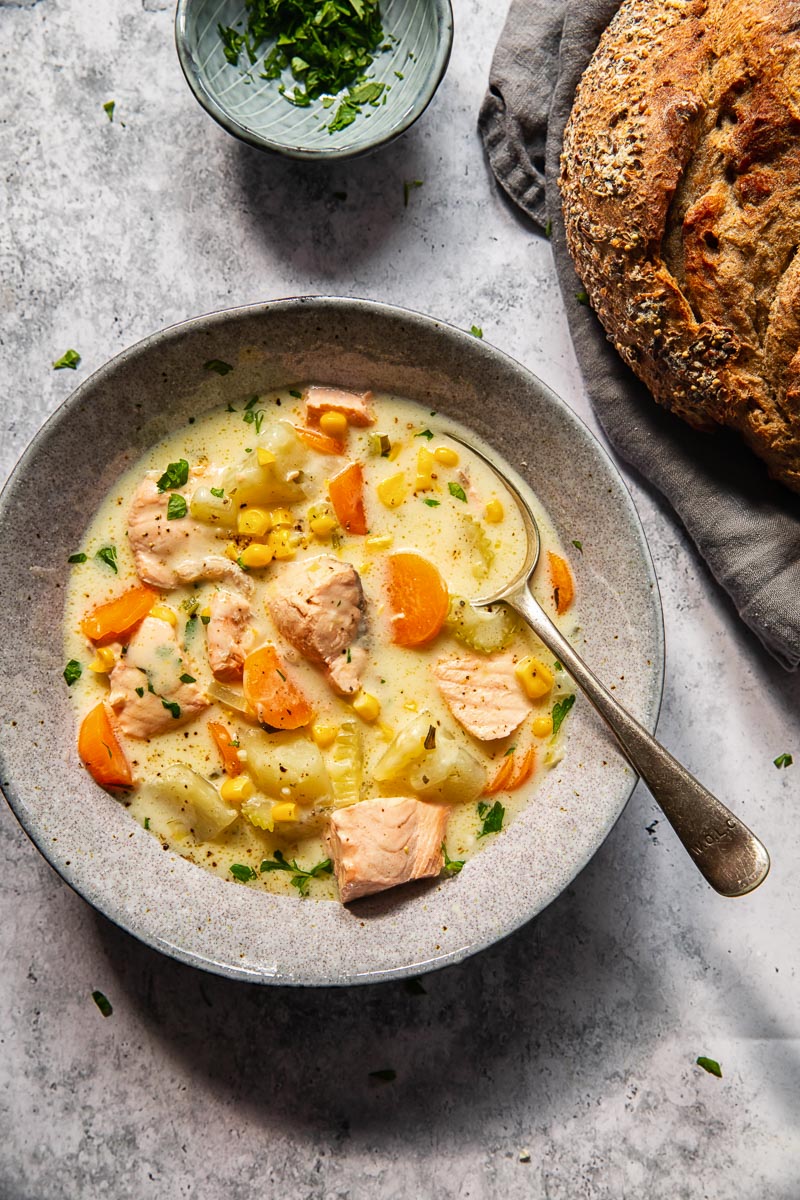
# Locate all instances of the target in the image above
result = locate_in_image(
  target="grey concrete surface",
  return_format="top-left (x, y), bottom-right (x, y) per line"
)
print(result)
top-left (1, 2), bottom-right (798, 1197)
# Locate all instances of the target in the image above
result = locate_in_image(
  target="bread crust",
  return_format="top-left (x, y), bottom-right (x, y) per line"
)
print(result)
top-left (559, 0), bottom-right (800, 492)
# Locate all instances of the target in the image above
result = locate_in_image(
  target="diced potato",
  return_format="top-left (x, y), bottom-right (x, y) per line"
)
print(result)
top-left (327, 721), bottom-right (362, 808)
top-left (221, 422), bottom-right (307, 507)
top-left (515, 656), bottom-right (554, 700)
top-left (241, 728), bottom-right (329, 805)
top-left (153, 764), bottom-right (238, 841)
top-left (446, 596), bottom-right (517, 653)
top-left (190, 486), bottom-right (237, 528)
top-left (374, 712), bottom-right (485, 803)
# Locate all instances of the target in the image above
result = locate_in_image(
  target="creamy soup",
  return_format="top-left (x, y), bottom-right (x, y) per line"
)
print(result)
top-left (63, 386), bottom-right (578, 903)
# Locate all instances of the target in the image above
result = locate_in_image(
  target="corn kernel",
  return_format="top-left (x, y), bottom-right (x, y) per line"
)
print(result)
top-left (365, 534), bottom-right (393, 551)
top-left (414, 446), bottom-right (436, 492)
top-left (220, 775), bottom-right (254, 804)
top-left (310, 514), bottom-right (338, 538)
top-left (257, 447), bottom-right (276, 467)
top-left (484, 498), bottom-right (504, 524)
top-left (237, 507), bottom-right (271, 537)
top-left (515, 656), bottom-right (555, 700)
top-left (271, 801), bottom-right (299, 823)
top-left (311, 723), bottom-right (339, 749)
top-left (352, 691), bottom-right (381, 722)
top-left (267, 527), bottom-right (298, 560)
top-left (267, 507), bottom-right (294, 528)
top-left (532, 715), bottom-right (554, 738)
top-left (403, 700), bottom-right (418, 712)
top-left (379, 723), bottom-right (395, 741)
top-left (319, 411), bottom-right (349, 439)
top-left (434, 446), bottom-right (459, 466)
top-left (149, 604), bottom-right (177, 626)
top-left (377, 472), bottom-right (408, 508)
top-left (224, 542), bottom-right (239, 562)
top-left (239, 542), bottom-right (274, 569)
top-left (87, 646), bottom-right (116, 674)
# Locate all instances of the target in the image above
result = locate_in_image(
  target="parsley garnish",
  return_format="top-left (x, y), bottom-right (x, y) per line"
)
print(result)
top-left (696, 1056), bottom-right (722, 1078)
top-left (403, 179), bottom-right (423, 207)
top-left (53, 349), bottom-right (80, 370)
top-left (167, 494), bottom-right (187, 520)
top-left (68, 552), bottom-right (87, 563)
top-left (545, 218), bottom-right (552, 239)
top-left (230, 863), bottom-right (257, 883)
top-left (200, 612), bottom-right (210, 625)
top-left (134, 686), bottom-right (144, 697)
top-left (551, 694), bottom-right (576, 737)
top-left (259, 849), bottom-right (333, 896)
top-left (204, 359), bottom-right (233, 375)
top-left (63, 659), bottom-right (82, 686)
top-left (95, 545), bottom-right (118, 573)
top-left (289, 389), bottom-right (302, 399)
top-left (369, 1069), bottom-right (396, 1082)
top-left (423, 498), bottom-right (440, 507)
top-left (161, 699), bottom-right (181, 719)
top-left (244, 407), bottom-right (265, 435)
top-left (416, 428), bottom-right (434, 440)
top-left (470, 325), bottom-right (483, 338)
top-left (477, 800), bottom-right (505, 837)
top-left (210, 487), bottom-right (225, 498)
top-left (156, 459), bottom-right (189, 492)
top-left (572, 539), bottom-right (583, 552)
top-left (448, 482), bottom-right (467, 503)
top-left (91, 990), bottom-right (113, 1017)
top-left (553, 660), bottom-right (563, 671)
top-left (774, 753), bottom-right (793, 768)
top-left (576, 291), bottom-right (589, 306)
top-left (144, 817), bottom-right (151, 830)
top-left (442, 843), bottom-right (464, 874)
top-left (504, 744), bottom-right (517, 757)
top-left (180, 673), bottom-right (196, 684)
top-left (103, 100), bottom-right (115, 122)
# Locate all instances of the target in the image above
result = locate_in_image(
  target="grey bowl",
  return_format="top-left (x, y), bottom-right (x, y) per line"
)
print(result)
top-left (0, 298), bottom-right (664, 986)
top-left (175, 0), bottom-right (453, 160)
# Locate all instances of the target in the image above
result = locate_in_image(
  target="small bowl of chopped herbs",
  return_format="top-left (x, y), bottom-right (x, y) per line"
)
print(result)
top-left (175, 0), bottom-right (453, 159)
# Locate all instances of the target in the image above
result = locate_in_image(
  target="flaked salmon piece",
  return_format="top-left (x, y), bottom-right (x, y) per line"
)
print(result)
top-left (206, 589), bottom-right (255, 681)
top-left (267, 554), bottom-right (366, 695)
top-left (304, 386), bottom-right (376, 428)
top-left (128, 474), bottom-right (250, 592)
top-left (327, 795), bottom-right (449, 903)
top-left (433, 651), bottom-right (530, 741)
top-left (107, 615), bottom-right (208, 738)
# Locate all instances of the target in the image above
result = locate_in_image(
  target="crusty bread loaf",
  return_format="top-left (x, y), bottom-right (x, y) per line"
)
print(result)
top-left (559, 0), bottom-right (800, 492)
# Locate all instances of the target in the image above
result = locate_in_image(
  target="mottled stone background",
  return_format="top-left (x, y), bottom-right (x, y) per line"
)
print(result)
top-left (1, 2), bottom-right (798, 1197)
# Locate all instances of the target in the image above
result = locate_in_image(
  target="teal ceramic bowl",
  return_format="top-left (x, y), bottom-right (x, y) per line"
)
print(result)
top-left (175, 0), bottom-right (453, 160)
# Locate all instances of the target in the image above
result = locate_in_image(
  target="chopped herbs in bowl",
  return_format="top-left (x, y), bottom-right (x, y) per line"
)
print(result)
top-left (175, 0), bottom-right (453, 159)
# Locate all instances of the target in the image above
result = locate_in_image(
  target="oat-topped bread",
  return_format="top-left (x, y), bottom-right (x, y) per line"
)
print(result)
top-left (559, 0), bottom-right (800, 493)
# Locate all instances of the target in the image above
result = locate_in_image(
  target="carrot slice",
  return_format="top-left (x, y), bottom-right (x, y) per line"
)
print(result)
top-left (485, 746), bottom-right (536, 795)
top-left (208, 721), bottom-right (242, 776)
top-left (293, 424), bottom-right (345, 456)
top-left (78, 703), bottom-right (132, 788)
top-left (483, 754), bottom-right (515, 796)
top-left (548, 551), bottom-right (575, 615)
top-left (386, 552), bottom-right (450, 647)
top-left (242, 645), bottom-right (313, 730)
top-left (80, 585), bottom-right (159, 645)
top-left (328, 462), bottom-right (367, 535)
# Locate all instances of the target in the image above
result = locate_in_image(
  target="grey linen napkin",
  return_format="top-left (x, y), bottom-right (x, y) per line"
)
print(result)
top-left (479, 0), bottom-right (800, 670)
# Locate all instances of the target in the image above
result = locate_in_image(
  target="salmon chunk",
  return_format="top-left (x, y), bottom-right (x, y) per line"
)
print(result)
top-left (107, 616), bottom-right (208, 737)
top-left (433, 652), bottom-right (530, 741)
top-left (267, 555), bottom-right (366, 695)
top-left (327, 796), bottom-right (449, 903)
top-left (206, 589), bottom-right (254, 681)
top-left (128, 474), bottom-right (248, 591)
top-left (304, 386), bottom-right (376, 428)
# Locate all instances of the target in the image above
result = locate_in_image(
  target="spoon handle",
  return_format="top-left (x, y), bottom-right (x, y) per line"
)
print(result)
top-left (507, 586), bottom-right (770, 897)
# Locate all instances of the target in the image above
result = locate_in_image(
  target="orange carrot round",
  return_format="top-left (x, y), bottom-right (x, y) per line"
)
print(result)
top-left (242, 645), bottom-right (313, 730)
top-left (328, 462), bottom-right (367, 535)
top-left (386, 552), bottom-right (449, 647)
top-left (293, 424), bottom-right (345, 456)
top-left (548, 551), bottom-right (574, 615)
top-left (208, 721), bottom-right (242, 776)
top-left (78, 703), bottom-right (132, 788)
top-left (80, 585), bottom-right (159, 645)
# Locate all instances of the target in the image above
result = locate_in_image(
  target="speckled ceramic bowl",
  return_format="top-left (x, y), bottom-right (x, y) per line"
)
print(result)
top-left (0, 298), bottom-right (664, 986)
top-left (175, 0), bottom-right (453, 160)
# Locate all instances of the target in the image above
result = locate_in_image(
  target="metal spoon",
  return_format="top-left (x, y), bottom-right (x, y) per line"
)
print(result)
top-left (450, 433), bottom-right (770, 897)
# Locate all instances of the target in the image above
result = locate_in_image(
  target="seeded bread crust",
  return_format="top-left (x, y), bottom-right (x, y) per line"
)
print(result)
top-left (559, 0), bottom-right (800, 492)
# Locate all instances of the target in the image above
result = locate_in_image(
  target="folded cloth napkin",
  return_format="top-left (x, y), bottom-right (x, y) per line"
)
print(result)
top-left (479, 0), bottom-right (800, 670)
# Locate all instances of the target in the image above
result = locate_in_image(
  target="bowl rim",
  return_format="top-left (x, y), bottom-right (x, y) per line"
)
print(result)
top-left (174, 0), bottom-right (455, 161)
top-left (0, 296), bottom-right (665, 985)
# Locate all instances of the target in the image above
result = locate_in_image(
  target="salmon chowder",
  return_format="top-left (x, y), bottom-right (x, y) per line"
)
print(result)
top-left (64, 385), bottom-right (578, 904)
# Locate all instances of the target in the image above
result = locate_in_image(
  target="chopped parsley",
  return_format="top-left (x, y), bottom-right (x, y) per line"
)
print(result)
top-left (243, 395), bottom-right (260, 410)
top-left (369, 1068), bottom-right (396, 1082)
top-left (545, 218), bottom-right (552, 239)
top-left (134, 686), bottom-right (144, 697)
top-left (403, 179), bottom-right (423, 207)
top-left (696, 1056), bottom-right (722, 1078)
top-left (448, 482), bottom-right (467, 503)
top-left (553, 659), bottom-right (563, 671)
top-left (144, 817), bottom-right (151, 830)
top-left (161, 699), bottom-right (181, 719)
top-left (289, 389), bottom-right (302, 399)
top-left (200, 612), bottom-right (211, 625)
top-left (156, 459), bottom-right (189, 492)
top-left (415, 428), bottom-right (434, 440)
top-left (103, 99), bottom-right (115, 122)
top-left (243, 407), bottom-right (265, 435)
top-left (259, 849), bottom-right (333, 896)
top-left (423, 498), bottom-right (440, 507)
top-left (167, 494), bottom-right (187, 520)
top-left (230, 863), bottom-right (257, 883)
top-left (95, 545), bottom-right (118, 573)
top-left (91, 990), bottom-right (113, 1017)
top-left (503, 744), bottom-right (517, 757)
top-left (470, 325), bottom-right (483, 338)
top-left (442, 843), bottom-right (464, 874)
top-left (210, 487), bottom-right (225, 498)
top-left (63, 659), bottom-right (82, 686)
top-left (774, 753), bottom-right (793, 769)
top-left (576, 291), bottom-right (589, 306)
top-left (572, 539), bottom-right (583, 552)
top-left (477, 800), bottom-right (505, 838)
top-left (53, 349), bottom-right (80, 370)
top-left (551, 694), bottom-right (576, 737)
top-left (67, 552), bottom-right (87, 563)
top-left (180, 673), bottom-right (196, 684)
top-left (204, 359), bottom-right (233, 375)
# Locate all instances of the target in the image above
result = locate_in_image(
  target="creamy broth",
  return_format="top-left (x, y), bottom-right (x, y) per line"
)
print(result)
top-left (64, 387), bottom-right (578, 902)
